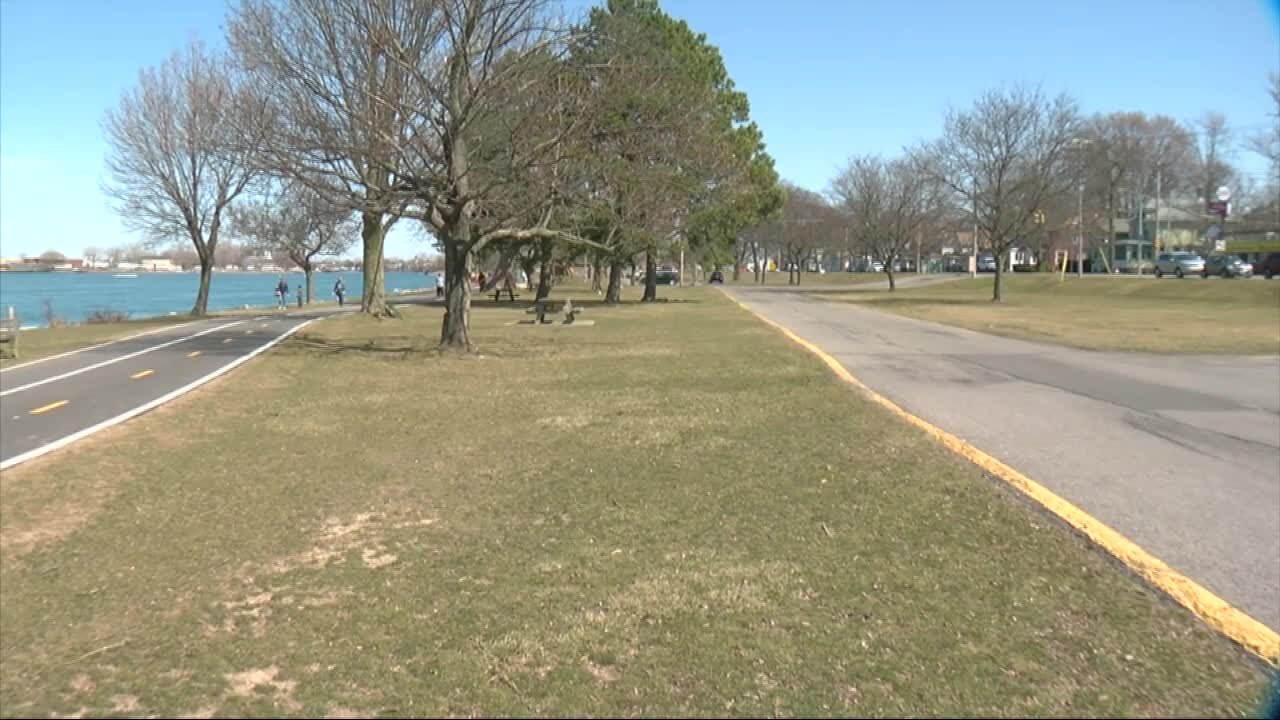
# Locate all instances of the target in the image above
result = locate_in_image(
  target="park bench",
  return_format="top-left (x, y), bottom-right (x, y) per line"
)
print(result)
top-left (525, 299), bottom-right (584, 324)
top-left (0, 317), bottom-right (19, 359)
top-left (491, 287), bottom-right (521, 302)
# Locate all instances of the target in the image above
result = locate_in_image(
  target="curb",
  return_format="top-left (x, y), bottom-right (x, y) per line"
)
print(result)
top-left (723, 288), bottom-right (1280, 666)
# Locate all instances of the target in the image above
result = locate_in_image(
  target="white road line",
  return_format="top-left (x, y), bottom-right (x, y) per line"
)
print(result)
top-left (0, 320), bottom-right (202, 373)
top-left (0, 321), bottom-right (244, 397)
top-left (0, 319), bottom-right (315, 471)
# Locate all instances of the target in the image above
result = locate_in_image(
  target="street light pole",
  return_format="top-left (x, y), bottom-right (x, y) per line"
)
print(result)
top-left (1077, 181), bottom-right (1084, 278)
top-left (971, 177), bottom-right (979, 279)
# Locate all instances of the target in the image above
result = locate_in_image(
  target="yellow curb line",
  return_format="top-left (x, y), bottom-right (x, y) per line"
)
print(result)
top-left (726, 291), bottom-right (1280, 665)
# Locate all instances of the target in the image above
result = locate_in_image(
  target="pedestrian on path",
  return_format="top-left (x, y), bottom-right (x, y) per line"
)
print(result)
top-left (334, 277), bottom-right (346, 307)
top-left (436, 272), bottom-right (445, 297)
top-left (276, 277), bottom-right (289, 309)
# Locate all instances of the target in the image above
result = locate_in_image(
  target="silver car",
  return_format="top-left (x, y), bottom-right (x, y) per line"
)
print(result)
top-left (1154, 252), bottom-right (1205, 279)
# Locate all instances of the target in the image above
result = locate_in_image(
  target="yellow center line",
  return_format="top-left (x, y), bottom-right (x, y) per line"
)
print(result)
top-left (222, 338), bottom-right (233, 344)
top-left (29, 400), bottom-right (68, 415)
top-left (187, 350), bottom-right (202, 358)
top-left (259, 323), bottom-right (269, 328)
top-left (130, 369), bottom-right (155, 380)
top-left (244, 330), bottom-right (254, 335)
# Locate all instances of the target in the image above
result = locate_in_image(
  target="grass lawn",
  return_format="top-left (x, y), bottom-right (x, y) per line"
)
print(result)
top-left (0, 316), bottom-right (197, 367)
top-left (0, 286), bottom-right (1268, 717)
top-left (816, 274), bottom-right (1280, 354)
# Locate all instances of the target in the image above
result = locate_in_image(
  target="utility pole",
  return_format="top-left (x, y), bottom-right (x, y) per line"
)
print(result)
top-left (971, 178), bottom-right (979, 279)
top-left (1153, 169), bottom-right (1161, 271)
top-left (1135, 186), bottom-right (1144, 276)
top-left (916, 227), bottom-right (922, 276)
top-left (1077, 180), bottom-right (1085, 278)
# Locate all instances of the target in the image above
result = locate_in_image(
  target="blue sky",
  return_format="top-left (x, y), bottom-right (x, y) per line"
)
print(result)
top-left (2, 0), bottom-right (1277, 260)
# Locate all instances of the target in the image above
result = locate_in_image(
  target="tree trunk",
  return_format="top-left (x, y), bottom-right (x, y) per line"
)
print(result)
top-left (732, 261), bottom-right (741, 282)
top-left (992, 256), bottom-right (1004, 303)
top-left (605, 260), bottom-right (623, 304)
top-left (304, 263), bottom-right (314, 304)
top-left (440, 240), bottom-right (472, 350)
top-left (191, 255), bottom-right (213, 316)
top-left (592, 256), bottom-right (604, 292)
top-left (642, 253), bottom-right (657, 302)
top-left (535, 239), bottom-right (553, 301)
top-left (361, 212), bottom-right (392, 316)
top-left (886, 268), bottom-right (896, 291)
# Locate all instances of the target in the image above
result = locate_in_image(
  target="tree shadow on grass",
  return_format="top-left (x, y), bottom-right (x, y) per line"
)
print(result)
top-left (283, 335), bottom-right (429, 358)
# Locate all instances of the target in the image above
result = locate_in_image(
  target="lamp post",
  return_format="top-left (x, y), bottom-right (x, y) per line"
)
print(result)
top-left (1069, 137), bottom-right (1092, 278)
top-left (1032, 209), bottom-right (1045, 271)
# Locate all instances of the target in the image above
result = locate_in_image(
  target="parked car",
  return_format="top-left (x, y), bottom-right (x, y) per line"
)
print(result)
top-left (1153, 252), bottom-right (1205, 278)
top-left (976, 254), bottom-right (997, 272)
top-left (654, 269), bottom-right (679, 285)
top-left (708, 270), bottom-right (724, 284)
top-left (1256, 252), bottom-right (1280, 279)
top-left (1201, 254), bottom-right (1253, 278)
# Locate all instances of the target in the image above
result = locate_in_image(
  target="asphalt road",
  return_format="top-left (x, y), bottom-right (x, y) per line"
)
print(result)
top-left (727, 283), bottom-right (1280, 632)
top-left (0, 310), bottom-right (327, 469)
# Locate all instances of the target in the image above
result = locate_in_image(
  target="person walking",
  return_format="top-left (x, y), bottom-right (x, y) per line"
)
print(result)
top-left (276, 277), bottom-right (289, 309)
top-left (477, 271), bottom-right (487, 290)
top-left (435, 272), bottom-right (445, 298)
top-left (334, 277), bottom-right (346, 307)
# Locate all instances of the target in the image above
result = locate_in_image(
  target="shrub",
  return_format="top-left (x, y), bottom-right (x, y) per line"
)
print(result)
top-left (85, 308), bottom-right (130, 324)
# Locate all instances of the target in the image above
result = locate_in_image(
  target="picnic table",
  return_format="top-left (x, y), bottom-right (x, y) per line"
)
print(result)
top-left (525, 299), bottom-right (583, 324)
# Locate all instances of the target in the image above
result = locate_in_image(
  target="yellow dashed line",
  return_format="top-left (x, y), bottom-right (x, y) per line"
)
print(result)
top-left (130, 369), bottom-right (155, 380)
top-left (187, 351), bottom-right (202, 358)
top-left (222, 338), bottom-right (233, 344)
top-left (244, 330), bottom-right (254, 335)
top-left (29, 400), bottom-right (68, 415)
top-left (725, 291), bottom-right (1280, 665)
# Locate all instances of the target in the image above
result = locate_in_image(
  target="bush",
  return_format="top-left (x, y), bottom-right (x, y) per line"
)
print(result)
top-left (85, 308), bottom-right (130, 324)
top-left (41, 299), bottom-right (66, 328)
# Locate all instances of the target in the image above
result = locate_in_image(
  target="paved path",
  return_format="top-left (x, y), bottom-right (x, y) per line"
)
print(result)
top-left (727, 285), bottom-right (1280, 631)
top-left (0, 310), bottom-right (331, 469)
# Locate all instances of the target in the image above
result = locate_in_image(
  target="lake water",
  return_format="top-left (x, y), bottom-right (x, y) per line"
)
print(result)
top-left (0, 270), bottom-right (435, 327)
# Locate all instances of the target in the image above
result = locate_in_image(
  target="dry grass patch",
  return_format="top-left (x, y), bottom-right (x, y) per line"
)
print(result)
top-left (0, 284), bottom-right (1269, 717)
top-left (818, 274), bottom-right (1280, 354)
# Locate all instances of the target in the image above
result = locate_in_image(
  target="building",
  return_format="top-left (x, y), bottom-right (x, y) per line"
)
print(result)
top-left (141, 257), bottom-right (177, 272)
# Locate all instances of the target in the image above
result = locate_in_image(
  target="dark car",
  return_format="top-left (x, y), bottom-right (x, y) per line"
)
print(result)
top-left (1201, 254), bottom-right (1253, 278)
top-left (1257, 252), bottom-right (1280, 279)
top-left (709, 270), bottom-right (724, 284)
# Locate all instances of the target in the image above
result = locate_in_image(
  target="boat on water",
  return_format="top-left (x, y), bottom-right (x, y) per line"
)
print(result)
top-left (113, 273), bottom-right (139, 278)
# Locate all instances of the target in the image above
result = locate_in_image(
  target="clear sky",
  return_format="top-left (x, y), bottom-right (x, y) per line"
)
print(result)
top-left (2, 0), bottom-right (1277, 260)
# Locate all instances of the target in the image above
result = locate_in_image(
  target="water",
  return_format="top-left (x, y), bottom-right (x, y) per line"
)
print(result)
top-left (0, 270), bottom-right (435, 327)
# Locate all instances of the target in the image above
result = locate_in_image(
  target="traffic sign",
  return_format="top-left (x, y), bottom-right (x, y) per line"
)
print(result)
top-left (1216, 186), bottom-right (1231, 202)
top-left (1207, 200), bottom-right (1229, 217)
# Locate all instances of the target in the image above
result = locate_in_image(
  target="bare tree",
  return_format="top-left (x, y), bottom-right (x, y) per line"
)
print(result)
top-left (104, 40), bottom-right (266, 315)
top-left (229, 0), bottom-right (433, 318)
top-left (919, 87), bottom-right (1079, 302)
top-left (746, 185), bottom-right (838, 286)
top-left (1246, 73), bottom-right (1280, 224)
top-left (232, 185), bottom-right (355, 302)
top-left (831, 155), bottom-right (932, 291)
top-left (1083, 112), bottom-right (1196, 270)
top-left (1192, 112), bottom-right (1236, 206)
